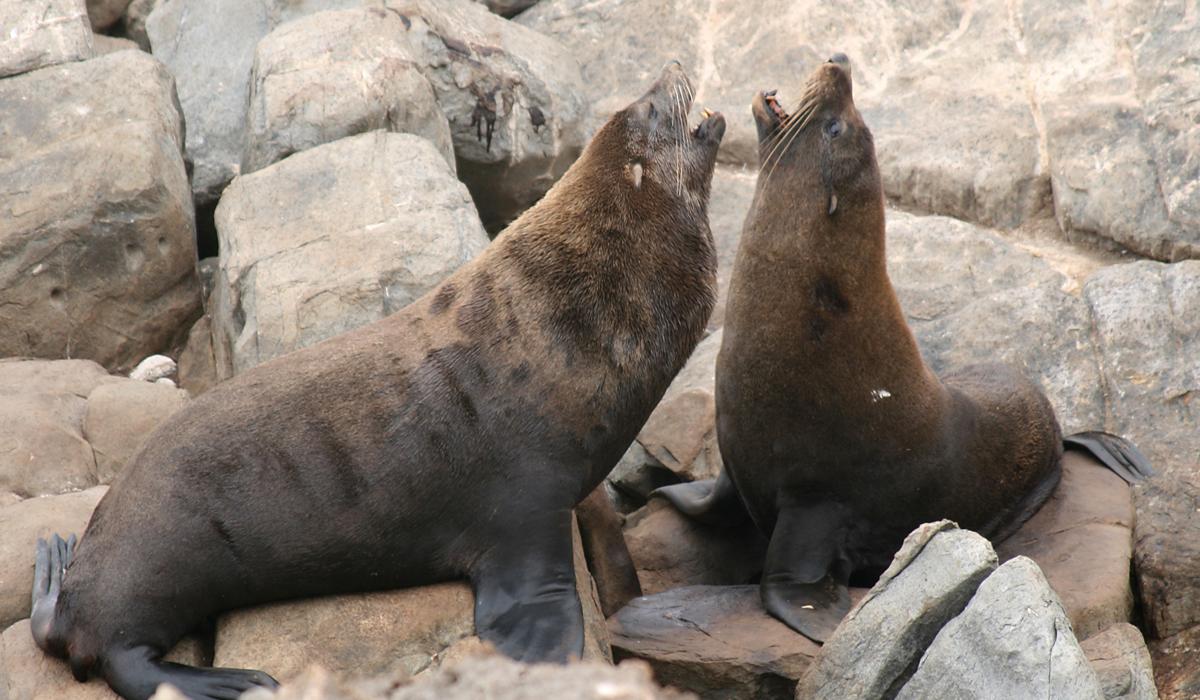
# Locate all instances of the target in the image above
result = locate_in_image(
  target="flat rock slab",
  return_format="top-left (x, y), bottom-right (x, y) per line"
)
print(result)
top-left (1081, 623), bottom-right (1158, 700)
top-left (1150, 624), bottom-right (1200, 700)
top-left (997, 449), bottom-right (1136, 640)
top-left (0, 0), bottom-right (93, 78)
top-left (797, 522), bottom-right (998, 700)
top-left (610, 585), bottom-right (866, 700)
top-left (0, 50), bottom-right (200, 372)
top-left (896, 556), bottom-right (1103, 699)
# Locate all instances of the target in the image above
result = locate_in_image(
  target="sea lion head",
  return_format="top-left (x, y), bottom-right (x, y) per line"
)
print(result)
top-left (751, 54), bottom-right (880, 221)
top-left (588, 61), bottom-right (726, 209)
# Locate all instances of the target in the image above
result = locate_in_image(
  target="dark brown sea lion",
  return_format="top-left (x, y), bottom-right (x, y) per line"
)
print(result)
top-left (31, 62), bottom-right (726, 700)
top-left (656, 53), bottom-right (1151, 643)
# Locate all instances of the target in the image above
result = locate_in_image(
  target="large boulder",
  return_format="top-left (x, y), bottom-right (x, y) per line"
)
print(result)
top-left (82, 381), bottom-right (189, 484)
top-left (896, 556), bottom-right (1103, 699)
top-left (211, 131), bottom-right (489, 377)
top-left (0, 50), bottom-right (201, 372)
top-left (796, 522), bottom-right (998, 700)
top-left (394, 0), bottom-right (587, 230)
top-left (521, 0), bottom-right (1200, 259)
top-left (1081, 623), bottom-right (1159, 700)
top-left (1151, 624), bottom-right (1200, 700)
top-left (242, 8), bottom-right (453, 175)
top-left (0, 487), bottom-right (107, 631)
top-left (1133, 473), bottom-right (1200, 640)
top-left (0, 0), bottom-right (93, 78)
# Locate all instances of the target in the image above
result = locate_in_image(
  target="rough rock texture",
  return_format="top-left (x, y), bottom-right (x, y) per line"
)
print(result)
top-left (86, 0), bottom-right (131, 30)
top-left (0, 50), bottom-right (201, 372)
top-left (1084, 261), bottom-right (1200, 482)
top-left (622, 499), bottom-right (765, 596)
top-left (243, 8), bottom-right (453, 175)
top-left (1151, 624), bottom-right (1200, 700)
top-left (796, 522), bottom-right (998, 700)
top-left (395, 0), bottom-right (587, 230)
top-left (706, 167), bottom-right (756, 331)
top-left (521, 0), bottom-right (1200, 259)
top-left (1132, 473), bottom-right (1200, 640)
top-left (0, 0), bottom-right (93, 78)
top-left (119, 0), bottom-right (157, 50)
top-left (82, 380), bottom-right (189, 483)
top-left (1081, 623), bottom-right (1159, 700)
top-left (896, 557), bottom-right (1104, 699)
top-left (610, 585), bottom-right (843, 699)
top-left (211, 131), bottom-right (488, 377)
top-left (91, 33), bottom-right (139, 55)
top-left (228, 656), bottom-right (693, 700)
top-left (997, 450), bottom-right (1137, 641)
top-left (0, 487), bottom-right (107, 631)
top-left (177, 314), bottom-right (218, 396)
top-left (214, 517), bottom-right (609, 682)
top-left (0, 618), bottom-right (205, 700)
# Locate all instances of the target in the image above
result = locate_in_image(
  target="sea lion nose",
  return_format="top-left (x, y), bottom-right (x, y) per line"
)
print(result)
top-left (826, 53), bottom-right (852, 81)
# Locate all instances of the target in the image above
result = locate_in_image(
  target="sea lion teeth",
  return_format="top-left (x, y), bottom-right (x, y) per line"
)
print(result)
top-left (701, 108), bottom-right (713, 119)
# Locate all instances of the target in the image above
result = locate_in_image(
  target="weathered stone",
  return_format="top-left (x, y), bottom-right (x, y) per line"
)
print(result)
top-left (897, 557), bottom-right (1104, 699)
top-left (1084, 261), bottom-right (1200, 482)
top-left (145, 0), bottom-right (365, 204)
top-left (213, 517), bottom-right (608, 682)
top-left (128, 355), bottom-right (176, 383)
top-left (1, 618), bottom-right (206, 700)
top-left (0, 0), bottom-right (93, 79)
top-left (177, 314), bottom-right (218, 396)
top-left (623, 499), bottom-right (766, 596)
top-left (211, 131), bottom-right (488, 377)
top-left (393, 0), bottom-right (587, 230)
top-left (610, 585), bottom-right (836, 699)
top-left (0, 50), bottom-right (201, 372)
top-left (997, 450), bottom-right (1137, 641)
top-left (86, 0), bottom-right (131, 30)
top-left (472, 0), bottom-right (542, 18)
top-left (119, 0), bottom-right (157, 50)
top-left (91, 33), bottom-right (139, 55)
top-left (82, 380), bottom-right (189, 483)
top-left (797, 522), bottom-right (998, 700)
top-left (0, 487), bottom-right (107, 631)
top-left (1081, 623), bottom-right (1158, 700)
top-left (1150, 624), bottom-right (1200, 700)
top-left (1132, 473), bottom-right (1200, 640)
top-left (243, 8), bottom-right (453, 175)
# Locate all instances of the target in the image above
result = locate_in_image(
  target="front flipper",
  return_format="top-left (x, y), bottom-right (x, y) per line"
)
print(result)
top-left (104, 646), bottom-right (277, 700)
top-left (472, 507), bottom-right (583, 663)
top-left (651, 470), bottom-right (751, 527)
top-left (760, 502), bottom-right (852, 644)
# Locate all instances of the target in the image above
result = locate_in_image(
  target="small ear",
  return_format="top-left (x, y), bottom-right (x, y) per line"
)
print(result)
top-left (627, 162), bottom-right (643, 189)
top-left (828, 192), bottom-right (838, 215)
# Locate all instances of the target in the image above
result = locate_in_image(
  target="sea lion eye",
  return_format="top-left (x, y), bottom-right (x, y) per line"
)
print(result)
top-left (826, 119), bottom-right (843, 138)
top-left (647, 103), bottom-right (658, 120)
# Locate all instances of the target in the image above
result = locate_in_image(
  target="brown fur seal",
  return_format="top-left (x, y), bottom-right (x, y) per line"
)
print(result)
top-left (656, 54), bottom-right (1151, 643)
top-left (31, 62), bottom-right (726, 700)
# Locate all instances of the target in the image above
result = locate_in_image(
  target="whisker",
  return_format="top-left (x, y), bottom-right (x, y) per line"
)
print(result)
top-left (761, 102), bottom-right (817, 188)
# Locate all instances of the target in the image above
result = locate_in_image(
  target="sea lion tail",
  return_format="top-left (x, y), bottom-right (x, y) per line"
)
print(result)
top-left (1063, 431), bottom-right (1155, 485)
top-left (30, 532), bottom-right (75, 658)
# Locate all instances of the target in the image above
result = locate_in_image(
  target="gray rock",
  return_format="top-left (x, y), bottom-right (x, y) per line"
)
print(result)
top-left (82, 380), bottom-right (189, 484)
top-left (0, 50), bottom-right (201, 372)
top-left (0, 0), bottom-right (93, 78)
top-left (119, 0), bottom-right (157, 50)
top-left (91, 33), bottom-right (139, 55)
top-left (243, 8), bottom-right (453, 175)
top-left (394, 0), bottom-right (587, 230)
top-left (610, 585), bottom-right (828, 700)
top-left (1083, 260), bottom-right (1200, 482)
top-left (1081, 623), bottom-right (1158, 700)
top-left (796, 522), bottom-right (998, 700)
top-left (211, 131), bottom-right (488, 377)
top-left (0, 487), bottom-right (107, 631)
top-left (145, 0), bottom-right (364, 205)
top-left (896, 556), bottom-right (1104, 700)
top-left (86, 0), bottom-right (131, 30)
top-left (177, 314), bottom-right (218, 396)
top-left (1132, 473), bottom-right (1200, 640)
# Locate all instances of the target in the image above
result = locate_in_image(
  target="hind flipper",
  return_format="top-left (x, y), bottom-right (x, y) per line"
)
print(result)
top-left (651, 470), bottom-right (751, 527)
top-left (105, 646), bottom-right (277, 700)
top-left (1064, 431), bottom-right (1154, 485)
top-left (31, 533), bottom-right (75, 653)
top-left (759, 502), bottom-right (852, 644)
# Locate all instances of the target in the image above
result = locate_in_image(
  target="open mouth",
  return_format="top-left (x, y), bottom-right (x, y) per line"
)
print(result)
top-left (690, 106), bottom-right (725, 141)
top-left (757, 88), bottom-right (790, 134)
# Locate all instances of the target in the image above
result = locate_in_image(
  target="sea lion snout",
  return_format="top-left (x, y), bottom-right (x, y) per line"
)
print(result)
top-left (827, 52), bottom-right (852, 79)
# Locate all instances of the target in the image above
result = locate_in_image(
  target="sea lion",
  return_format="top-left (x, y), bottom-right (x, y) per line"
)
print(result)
top-left (31, 62), bottom-right (726, 700)
top-left (656, 54), bottom-right (1151, 643)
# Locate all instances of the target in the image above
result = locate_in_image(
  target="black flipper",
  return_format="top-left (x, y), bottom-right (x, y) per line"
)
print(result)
top-left (651, 470), bottom-right (751, 527)
top-left (31, 533), bottom-right (75, 654)
top-left (472, 506), bottom-right (584, 663)
top-left (1064, 431), bottom-right (1154, 485)
top-left (104, 646), bottom-right (278, 700)
top-left (759, 502), bottom-right (852, 644)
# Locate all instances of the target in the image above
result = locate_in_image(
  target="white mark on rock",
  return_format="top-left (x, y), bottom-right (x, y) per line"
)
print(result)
top-left (870, 388), bottom-right (892, 402)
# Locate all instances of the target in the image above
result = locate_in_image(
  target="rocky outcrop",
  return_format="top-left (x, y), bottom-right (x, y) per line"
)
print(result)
top-left (243, 8), bottom-right (453, 175)
top-left (0, 0), bottom-right (93, 78)
top-left (521, 0), bottom-right (1200, 260)
top-left (0, 50), bottom-right (201, 372)
top-left (896, 556), bottom-right (1103, 699)
top-left (1081, 624), bottom-right (1159, 700)
top-left (1133, 473), bottom-right (1200, 640)
top-left (211, 131), bottom-right (488, 377)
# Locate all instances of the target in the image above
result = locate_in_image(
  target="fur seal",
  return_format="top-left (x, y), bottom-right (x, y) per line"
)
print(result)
top-left (31, 62), bottom-right (725, 700)
top-left (656, 54), bottom-right (1152, 643)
